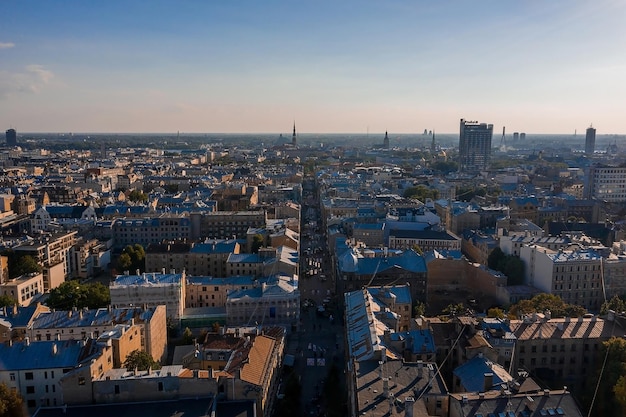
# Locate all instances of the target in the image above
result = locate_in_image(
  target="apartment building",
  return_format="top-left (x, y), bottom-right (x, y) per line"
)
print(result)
top-left (520, 246), bottom-right (604, 311)
top-left (28, 305), bottom-right (167, 363)
top-left (0, 338), bottom-right (113, 412)
top-left (110, 273), bottom-right (185, 321)
top-left (511, 315), bottom-right (621, 396)
top-left (145, 239), bottom-right (241, 277)
top-left (0, 272), bottom-right (44, 307)
top-left (226, 275), bottom-right (299, 329)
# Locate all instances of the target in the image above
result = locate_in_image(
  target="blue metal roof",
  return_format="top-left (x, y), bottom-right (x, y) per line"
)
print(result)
top-left (0, 339), bottom-right (85, 370)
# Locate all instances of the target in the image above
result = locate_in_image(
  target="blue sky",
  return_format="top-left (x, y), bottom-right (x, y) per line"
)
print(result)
top-left (1, 0), bottom-right (626, 134)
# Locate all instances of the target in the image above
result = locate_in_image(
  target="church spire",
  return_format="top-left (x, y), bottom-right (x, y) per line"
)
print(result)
top-left (292, 122), bottom-right (297, 146)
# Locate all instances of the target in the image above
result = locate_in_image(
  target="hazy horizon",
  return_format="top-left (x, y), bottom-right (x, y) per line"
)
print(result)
top-left (2, 1), bottom-right (626, 134)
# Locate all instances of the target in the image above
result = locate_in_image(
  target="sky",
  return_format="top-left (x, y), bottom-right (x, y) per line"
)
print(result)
top-left (1, 0), bottom-right (626, 134)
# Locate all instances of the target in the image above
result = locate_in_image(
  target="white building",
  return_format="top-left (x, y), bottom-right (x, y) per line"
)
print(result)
top-left (520, 245), bottom-right (604, 311)
top-left (110, 272), bottom-right (185, 320)
top-left (584, 165), bottom-right (626, 202)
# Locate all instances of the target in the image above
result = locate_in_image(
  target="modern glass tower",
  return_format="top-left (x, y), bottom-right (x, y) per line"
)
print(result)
top-left (5, 129), bottom-right (16, 146)
top-left (458, 119), bottom-right (493, 173)
top-left (585, 125), bottom-right (596, 155)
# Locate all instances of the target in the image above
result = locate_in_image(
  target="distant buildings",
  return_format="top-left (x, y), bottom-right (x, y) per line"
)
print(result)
top-left (458, 119), bottom-right (493, 173)
top-left (5, 128), bottom-right (16, 146)
top-left (585, 125), bottom-right (596, 155)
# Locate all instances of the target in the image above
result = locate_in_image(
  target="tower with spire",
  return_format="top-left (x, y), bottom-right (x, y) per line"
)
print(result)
top-left (383, 131), bottom-right (389, 149)
top-left (292, 122), bottom-right (297, 146)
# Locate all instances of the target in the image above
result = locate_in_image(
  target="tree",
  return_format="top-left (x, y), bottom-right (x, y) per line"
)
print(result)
top-left (84, 282), bottom-right (111, 308)
top-left (508, 293), bottom-right (587, 319)
top-left (601, 295), bottom-right (626, 315)
top-left (442, 303), bottom-right (466, 316)
top-left (46, 281), bottom-right (110, 310)
top-left (10, 255), bottom-right (42, 279)
top-left (128, 190), bottom-right (148, 203)
top-left (0, 295), bottom-right (16, 308)
top-left (487, 247), bottom-right (505, 270)
top-left (251, 234), bottom-right (264, 253)
top-left (487, 307), bottom-right (505, 319)
top-left (413, 301), bottom-right (426, 317)
top-left (181, 327), bottom-right (194, 345)
top-left (0, 382), bottom-right (25, 417)
top-left (403, 185), bottom-right (439, 202)
top-left (487, 248), bottom-right (525, 285)
top-left (117, 244), bottom-right (146, 273)
top-left (123, 349), bottom-right (160, 371)
top-left (116, 253), bottom-right (132, 273)
top-left (587, 337), bottom-right (626, 415)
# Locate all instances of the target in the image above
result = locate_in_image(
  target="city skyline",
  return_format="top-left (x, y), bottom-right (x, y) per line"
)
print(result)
top-left (2, 1), bottom-right (626, 134)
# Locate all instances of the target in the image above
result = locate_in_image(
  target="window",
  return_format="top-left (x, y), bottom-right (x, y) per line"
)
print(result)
top-left (25, 372), bottom-right (34, 380)
top-left (115, 385), bottom-right (120, 394)
top-left (27, 400), bottom-right (36, 408)
top-left (158, 382), bottom-right (164, 391)
top-left (26, 386), bottom-right (35, 394)
top-left (9, 373), bottom-right (15, 381)
top-left (78, 377), bottom-right (85, 385)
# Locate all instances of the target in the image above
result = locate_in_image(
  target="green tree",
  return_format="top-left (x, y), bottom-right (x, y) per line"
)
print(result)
top-left (84, 282), bottom-right (111, 308)
top-left (128, 190), bottom-right (148, 203)
top-left (123, 349), bottom-right (160, 371)
top-left (181, 327), bottom-right (194, 345)
top-left (587, 337), bottom-right (626, 416)
top-left (601, 295), bottom-right (626, 315)
top-left (442, 303), bottom-right (466, 316)
top-left (508, 293), bottom-right (586, 319)
top-left (46, 281), bottom-right (110, 310)
top-left (413, 301), bottom-right (426, 317)
top-left (117, 244), bottom-right (146, 273)
top-left (488, 247), bottom-right (505, 270)
top-left (251, 234), bottom-right (264, 253)
top-left (0, 382), bottom-right (25, 417)
top-left (487, 248), bottom-right (525, 285)
top-left (487, 307), bottom-right (505, 319)
top-left (10, 255), bottom-right (42, 279)
top-left (0, 294), bottom-right (16, 308)
top-left (403, 185), bottom-right (439, 201)
top-left (430, 160), bottom-right (458, 174)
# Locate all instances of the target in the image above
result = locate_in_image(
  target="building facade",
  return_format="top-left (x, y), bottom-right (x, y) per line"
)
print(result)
top-left (459, 119), bottom-right (493, 173)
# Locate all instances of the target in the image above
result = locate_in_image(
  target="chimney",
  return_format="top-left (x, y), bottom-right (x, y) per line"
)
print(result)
top-left (417, 360), bottom-right (423, 377)
top-left (378, 361), bottom-right (384, 379)
top-left (404, 397), bottom-right (415, 417)
top-left (484, 373), bottom-right (494, 392)
top-left (383, 377), bottom-right (389, 398)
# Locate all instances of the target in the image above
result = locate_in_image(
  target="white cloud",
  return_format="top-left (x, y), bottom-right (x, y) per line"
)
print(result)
top-left (0, 64), bottom-right (55, 98)
top-left (0, 42), bottom-right (15, 49)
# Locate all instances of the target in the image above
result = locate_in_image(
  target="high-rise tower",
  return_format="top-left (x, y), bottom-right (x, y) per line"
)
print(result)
top-left (431, 131), bottom-right (436, 153)
top-left (458, 119), bottom-right (493, 173)
top-left (5, 129), bottom-right (16, 147)
top-left (383, 131), bottom-right (389, 149)
top-left (292, 123), bottom-right (297, 146)
top-left (585, 125), bottom-right (596, 155)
